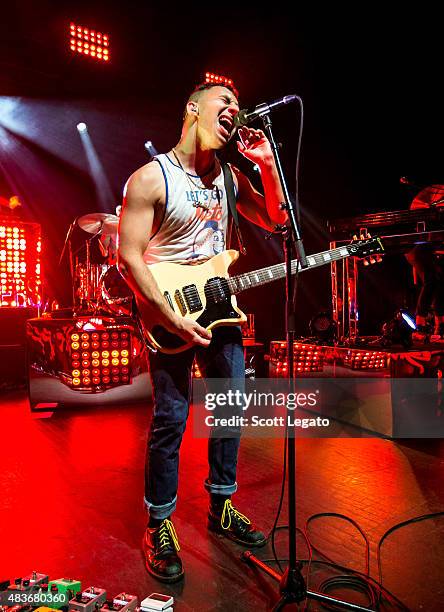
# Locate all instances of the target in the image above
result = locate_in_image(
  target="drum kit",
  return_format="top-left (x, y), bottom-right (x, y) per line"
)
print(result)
top-left (61, 212), bottom-right (133, 316)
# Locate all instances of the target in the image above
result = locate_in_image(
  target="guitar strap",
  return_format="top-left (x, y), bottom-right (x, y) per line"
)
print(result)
top-left (222, 162), bottom-right (246, 255)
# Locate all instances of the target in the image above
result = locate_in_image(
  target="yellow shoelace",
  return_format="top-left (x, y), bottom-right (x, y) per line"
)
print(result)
top-left (221, 499), bottom-right (251, 530)
top-left (158, 519), bottom-right (180, 551)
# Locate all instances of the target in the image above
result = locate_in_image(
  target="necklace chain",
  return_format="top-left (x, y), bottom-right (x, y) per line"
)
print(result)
top-left (171, 149), bottom-right (204, 189)
top-left (171, 148), bottom-right (217, 210)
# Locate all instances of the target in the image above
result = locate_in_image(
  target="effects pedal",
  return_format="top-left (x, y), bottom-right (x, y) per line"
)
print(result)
top-left (2, 574), bottom-right (47, 604)
top-left (21, 573), bottom-right (49, 588)
top-left (69, 587), bottom-right (107, 612)
top-left (47, 579), bottom-right (82, 608)
top-left (140, 593), bottom-right (174, 612)
top-left (100, 593), bottom-right (138, 612)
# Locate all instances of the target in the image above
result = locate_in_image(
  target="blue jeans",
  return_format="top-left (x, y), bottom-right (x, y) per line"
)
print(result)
top-left (145, 326), bottom-right (245, 520)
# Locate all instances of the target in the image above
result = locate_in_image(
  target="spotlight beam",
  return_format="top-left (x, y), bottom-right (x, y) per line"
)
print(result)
top-left (77, 125), bottom-right (115, 212)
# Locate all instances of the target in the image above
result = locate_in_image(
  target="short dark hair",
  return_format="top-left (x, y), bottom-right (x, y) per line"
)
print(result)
top-left (183, 82), bottom-right (240, 121)
top-left (188, 81), bottom-right (239, 101)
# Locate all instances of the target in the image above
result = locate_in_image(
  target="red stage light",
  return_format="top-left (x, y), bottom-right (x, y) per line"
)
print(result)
top-left (67, 326), bottom-right (133, 389)
top-left (0, 220), bottom-right (41, 307)
top-left (269, 341), bottom-right (325, 377)
top-left (205, 72), bottom-right (235, 88)
top-left (68, 23), bottom-right (110, 62)
top-left (191, 360), bottom-right (204, 378)
top-left (343, 349), bottom-right (388, 370)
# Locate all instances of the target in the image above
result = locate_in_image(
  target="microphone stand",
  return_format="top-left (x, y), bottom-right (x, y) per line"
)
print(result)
top-left (240, 113), bottom-right (372, 612)
top-left (59, 218), bottom-right (77, 309)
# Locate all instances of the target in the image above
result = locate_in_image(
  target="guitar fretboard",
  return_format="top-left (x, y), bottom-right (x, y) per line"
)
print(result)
top-left (227, 244), bottom-right (353, 294)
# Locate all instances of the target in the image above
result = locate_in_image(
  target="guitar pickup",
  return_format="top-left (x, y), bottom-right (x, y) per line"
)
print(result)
top-left (182, 284), bottom-right (203, 313)
top-left (164, 291), bottom-right (174, 311)
top-left (174, 289), bottom-right (187, 316)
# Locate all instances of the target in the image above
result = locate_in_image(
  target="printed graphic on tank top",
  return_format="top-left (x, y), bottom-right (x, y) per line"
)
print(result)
top-left (143, 153), bottom-right (235, 265)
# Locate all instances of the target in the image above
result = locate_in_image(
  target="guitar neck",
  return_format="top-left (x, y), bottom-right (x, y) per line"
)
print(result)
top-left (227, 244), bottom-right (353, 295)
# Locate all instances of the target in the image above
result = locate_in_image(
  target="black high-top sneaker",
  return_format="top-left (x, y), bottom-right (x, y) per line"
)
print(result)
top-left (142, 519), bottom-right (184, 582)
top-left (208, 499), bottom-right (267, 547)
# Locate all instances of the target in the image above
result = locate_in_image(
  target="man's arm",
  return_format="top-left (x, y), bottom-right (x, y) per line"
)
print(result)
top-left (233, 126), bottom-right (288, 231)
top-left (118, 162), bottom-right (212, 347)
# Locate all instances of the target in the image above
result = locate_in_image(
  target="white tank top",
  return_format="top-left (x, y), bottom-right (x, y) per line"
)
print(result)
top-left (142, 153), bottom-right (231, 265)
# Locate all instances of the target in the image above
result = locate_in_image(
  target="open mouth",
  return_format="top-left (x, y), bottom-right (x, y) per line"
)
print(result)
top-left (218, 114), bottom-right (234, 138)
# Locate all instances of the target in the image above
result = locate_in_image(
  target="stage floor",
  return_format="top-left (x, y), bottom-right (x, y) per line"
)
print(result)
top-left (1, 390), bottom-right (444, 610)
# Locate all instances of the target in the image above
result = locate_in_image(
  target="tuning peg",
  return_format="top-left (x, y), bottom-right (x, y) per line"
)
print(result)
top-left (363, 258), bottom-right (370, 266)
top-left (352, 234), bottom-right (358, 241)
top-left (376, 255), bottom-right (383, 263)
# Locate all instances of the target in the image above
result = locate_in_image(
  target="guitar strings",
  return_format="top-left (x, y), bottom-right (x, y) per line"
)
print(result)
top-left (166, 244), bottom-right (355, 300)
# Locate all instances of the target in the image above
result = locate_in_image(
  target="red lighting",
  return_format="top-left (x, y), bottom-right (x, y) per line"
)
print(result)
top-left (205, 72), bottom-right (234, 88)
top-left (0, 220), bottom-right (41, 307)
top-left (343, 349), bottom-right (388, 370)
top-left (68, 327), bottom-right (132, 389)
top-left (269, 341), bottom-right (325, 377)
top-left (192, 360), bottom-right (203, 378)
top-left (68, 22), bottom-right (110, 62)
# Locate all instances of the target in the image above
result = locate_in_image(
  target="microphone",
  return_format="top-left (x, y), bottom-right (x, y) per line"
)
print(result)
top-left (234, 94), bottom-right (298, 127)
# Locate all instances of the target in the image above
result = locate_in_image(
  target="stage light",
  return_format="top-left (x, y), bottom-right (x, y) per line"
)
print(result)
top-left (68, 326), bottom-right (133, 390)
top-left (0, 220), bottom-right (41, 307)
top-left (343, 349), bottom-right (388, 370)
top-left (205, 72), bottom-right (235, 88)
top-left (77, 122), bottom-right (87, 132)
top-left (381, 308), bottom-right (416, 348)
top-left (401, 311), bottom-right (416, 330)
top-left (68, 23), bottom-right (110, 62)
top-left (269, 341), bottom-right (325, 377)
top-left (309, 311), bottom-right (336, 343)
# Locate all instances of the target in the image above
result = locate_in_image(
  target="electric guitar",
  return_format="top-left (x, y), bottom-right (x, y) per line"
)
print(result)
top-left (125, 237), bottom-right (383, 353)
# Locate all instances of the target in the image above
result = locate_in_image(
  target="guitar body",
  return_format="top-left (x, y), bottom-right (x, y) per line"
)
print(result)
top-left (139, 250), bottom-right (246, 354)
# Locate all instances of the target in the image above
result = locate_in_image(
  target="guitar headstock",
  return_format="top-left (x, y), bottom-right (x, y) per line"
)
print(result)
top-left (347, 233), bottom-right (384, 261)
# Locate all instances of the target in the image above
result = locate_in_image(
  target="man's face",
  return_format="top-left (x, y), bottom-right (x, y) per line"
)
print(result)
top-left (195, 86), bottom-right (239, 149)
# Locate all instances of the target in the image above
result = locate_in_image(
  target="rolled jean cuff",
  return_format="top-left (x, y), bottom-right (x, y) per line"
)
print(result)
top-left (204, 479), bottom-right (238, 495)
top-left (144, 495), bottom-right (177, 520)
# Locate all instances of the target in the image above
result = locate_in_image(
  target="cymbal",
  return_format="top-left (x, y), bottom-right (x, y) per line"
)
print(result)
top-left (411, 184), bottom-right (444, 209)
top-left (77, 213), bottom-right (119, 235)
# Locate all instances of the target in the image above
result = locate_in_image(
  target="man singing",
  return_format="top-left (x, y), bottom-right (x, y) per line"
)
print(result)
top-left (118, 82), bottom-right (287, 582)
